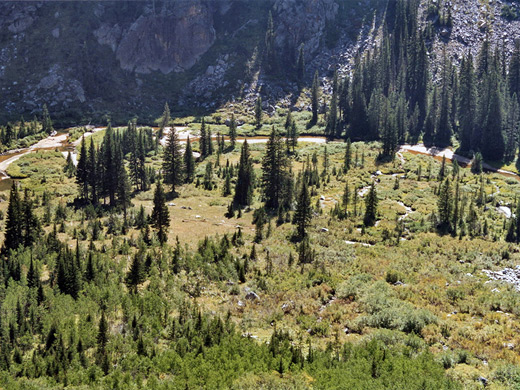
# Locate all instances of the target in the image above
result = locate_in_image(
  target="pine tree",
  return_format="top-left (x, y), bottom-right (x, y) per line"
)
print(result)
top-left (85, 252), bottom-right (96, 282)
top-left (200, 118), bottom-right (207, 158)
top-left (255, 96), bottom-right (263, 129)
top-left (3, 182), bottom-right (23, 253)
top-left (151, 180), bottom-right (170, 245)
top-left (41, 104), bottom-right (54, 135)
top-left (27, 256), bottom-right (39, 289)
top-left (310, 71), bottom-right (319, 126)
top-left (88, 137), bottom-right (98, 203)
top-left (184, 136), bottom-right (195, 183)
top-left (228, 114), bottom-right (237, 148)
top-left (126, 253), bottom-right (145, 292)
top-left (22, 188), bottom-right (40, 248)
top-left (480, 66), bottom-right (505, 161)
top-left (458, 53), bottom-right (476, 153)
top-left (163, 126), bottom-right (185, 194)
top-left (287, 121), bottom-right (298, 153)
top-left (436, 51), bottom-right (453, 147)
top-left (293, 180), bottom-right (311, 240)
top-left (159, 102), bottom-right (171, 141)
top-left (363, 182), bottom-right (378, 227)
top-left (325, 70), bottom-right (339, 138)
top-left (423, 87), bottom-right (437, 147)
top-left (234, 140), bottom-right (254, 207)
top-left (97, 311), bottom-right (108, 355)
top-left (101, 123), bottom-right (118, 206)
top-left (437, 178), bottom-right (452, 233)
top-left (76, 137), bottom-right (89, 198)
top-left (116, 149), bottom-right (132, 220)
top-left (509, 42), bottom-right (520, 99)
top-left (343, 138), bottom-right (352, 173)
top-left (222, 171), bottom-right (232, 196)
top-left (261, 127), bottom-right (291, 209)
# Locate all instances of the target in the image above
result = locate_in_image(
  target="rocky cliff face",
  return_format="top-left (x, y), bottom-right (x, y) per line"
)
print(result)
top-left (4, 0), bottom-right (516, 125)
top-left (96, 1), bottom-right (216, 74)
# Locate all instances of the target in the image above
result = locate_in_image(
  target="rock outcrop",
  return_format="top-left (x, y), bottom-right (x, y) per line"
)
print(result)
top-left (110, 2), bottom-right (216, 74)
top-left (273, 0), bottom-right (338, 58)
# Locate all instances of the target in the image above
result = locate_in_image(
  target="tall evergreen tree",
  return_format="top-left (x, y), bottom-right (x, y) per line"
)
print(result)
top-left (22, 189), bottom-right (40, 248)
top-left (437, 178), bottom-right (452, 233)
top-left (76, 136), bottom-right (89, 200)
top-left (233, 140), bottom-right (254, 207)
top-left (159, 102), bottom-right (171, 141)
top-left (325, 70), bottom-right (339, 138)
top-left (509, 42), bottom-right (520, 100)
top-left (151, 180), bottom-right (170, 245)
top-left (163, 126), bottom-right (184, 194)
top-left (3, 182), bottom-right (23, 253)
top-left (200, 118), bottom-right (208, 159)
top-left (293, 180), bottom-right (311, 240)
top-left (363, 182), bottom-right (378, 227)
top-left (184, 136), bottom-right (195, 183)
top-left (126, 253), bottom-right (145, 292)
top-left (343, 138), bottom-right (352, 173)
top-left (101, 123), bottom-right (118, 206)
top-left (436, 51), bottom-right (453, 147)
top-left (310, 71), bottom-right (319, 126)
top-left (480, 63), bottom-right (505, 161)
top-left (41, 104), bottom-right (54, 135)
top-left (458, 53), bottom-right (476, 153)
top-left (228, 114), bottom-right (237, 148)
top-left (255, 96), bottom-right (263, 129)
top-left (261, 127), bottom-right (291, 209)
top-left (88, 137), bottom-right (98, 203)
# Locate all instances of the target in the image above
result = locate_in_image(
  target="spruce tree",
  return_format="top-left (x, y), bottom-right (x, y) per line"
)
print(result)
top-left (423, 87), bottom-right (437, 147)
top-left (159, 102), bottom-right (170, 141)
top-left (200, 118), bottom-right (207, 159)
top-left (151, 180), bottom-right (170, 245)
top-left (363, 182), bottom-right (378, 227)
top-left (458, 53), bottom-right (476, 153)
top-left (233, 140), bottom-right (254, 207)
top-left (310, 71), bottom-right (319, 126)
top-left (88, 137), bottom-right (98, 203)
top-left (76, 137), bottom-right (88, 199)
top-left (228, 114), bottom-right (237, 149)
top-left (343, 138), bottom-right (352, 173)
top-left (101, 123), bottom-right (118, 206)
top-left (293, 180), bottom-right (311, 240)
top-left (437, 178), bottom-right (452, 233)
top-left (126, 253), bottom-right (145, 292)
top-left (3, 182), bottom-right (23, 253)
top-left (41, 104), bottom-right (54, 135)
top-left (163, 126), bottom-right (184, 194)
top-left (325, 70), bottom-right (339, 138)
top-left (261, 127), bottom-right (291, 209)
top-left (97, 311), bottom-right (108, 355)
top-left (255, 96), bottom-right (263, 129)
top-left (435, 51), bottom-right (453, 147)
top-left (22, 188), bottom-right (40, 248)
top-left (184, 136), bottom-right (195, 183)
top-left (480, 67), bottom-right (505, 161)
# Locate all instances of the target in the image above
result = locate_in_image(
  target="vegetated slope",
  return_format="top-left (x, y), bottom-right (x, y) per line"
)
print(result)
top-left (0, 0), bottom-right (379, 124)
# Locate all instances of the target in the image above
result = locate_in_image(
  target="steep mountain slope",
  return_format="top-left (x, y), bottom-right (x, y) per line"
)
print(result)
top-left (1, 0), bottom-right (520, 125)
top-left (0, 0), bottom-right (378, 124)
